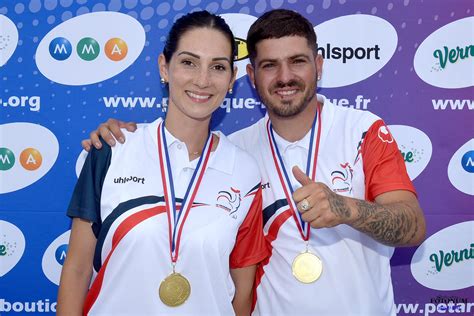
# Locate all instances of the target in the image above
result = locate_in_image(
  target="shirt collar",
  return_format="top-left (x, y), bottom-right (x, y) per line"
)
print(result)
top-left (265, 93), bottom-right (333, 154)
top-left (272, 127), bottom-right (311, 153)
top-left (148, 117), bottom-right (234, 175)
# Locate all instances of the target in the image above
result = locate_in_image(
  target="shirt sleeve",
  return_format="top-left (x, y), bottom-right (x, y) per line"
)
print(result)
top-left (361, 120), bottom-right (416, 201)
top-left (230, 185), bottom-right (269, 269)
top-left (67, 141), bottom-right (112, 232)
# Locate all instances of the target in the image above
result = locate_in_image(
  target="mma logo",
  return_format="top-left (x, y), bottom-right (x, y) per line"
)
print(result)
top-left (216, 187), bottom-right (241, 219)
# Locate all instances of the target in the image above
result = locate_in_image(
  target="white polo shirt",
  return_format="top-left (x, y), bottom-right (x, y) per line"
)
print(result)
top-left (68, 117), bottom-right (268, 315)
top-left (229, 94), bottom-right (415, 316)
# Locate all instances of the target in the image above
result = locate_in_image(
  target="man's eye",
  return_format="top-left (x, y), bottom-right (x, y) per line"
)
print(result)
top-left (212, 64), bottom-right (227, 71)
top-left (293, 59), bottom-right (306, 64)
top-left (262, 63), bottom-right (275, 69)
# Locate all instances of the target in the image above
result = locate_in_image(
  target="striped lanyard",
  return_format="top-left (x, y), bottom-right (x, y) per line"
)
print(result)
top-left (266, 105), bottom-right (322, 241)
top-left (157, 121), bottom-right (213, 266)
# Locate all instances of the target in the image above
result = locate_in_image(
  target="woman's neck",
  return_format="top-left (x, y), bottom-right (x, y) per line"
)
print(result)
top-left (164, 106), bottom-right (211, 156)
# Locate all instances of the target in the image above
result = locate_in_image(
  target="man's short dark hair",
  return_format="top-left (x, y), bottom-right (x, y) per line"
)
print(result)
top-left (246, 9), bottom-right (317, 64)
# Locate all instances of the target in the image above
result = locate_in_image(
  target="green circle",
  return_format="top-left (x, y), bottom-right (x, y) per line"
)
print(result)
top-left (0, 148), bottom-right (15, 171)
top-left (77, 37), bottom-right (100, 61)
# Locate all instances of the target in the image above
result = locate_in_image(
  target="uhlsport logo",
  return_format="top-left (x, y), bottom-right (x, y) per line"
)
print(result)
top-left (414, 17), bottom-right (474, 89)
top-left (0, 220), bottom-right (26, 276)
top-left (315, 15), bottom-right (397, 88)
top-left (448, 139), bottom-right (474, 195)
top-left (216, 187), bottom-right (241, 219)
top-left (331, 163), bottom-right (353, 194)
top-left (0, 15), bottom-right (19, 67)
top-left (36, 12), bottom-right (145, 85)
top-left (42, 230), bottom-right (70, 285)
top-left (389, 125), bottom-right (433, 180)
top-left (220, 13), bottom-right (258, 80)
top-left (0, 123), bottom-right (59, 194)
top-left (411, 221), bottom-right (474, 291)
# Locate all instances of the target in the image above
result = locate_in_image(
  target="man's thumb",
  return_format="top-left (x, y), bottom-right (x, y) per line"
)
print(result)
top-left (292, 166), bottom-right (312, 186)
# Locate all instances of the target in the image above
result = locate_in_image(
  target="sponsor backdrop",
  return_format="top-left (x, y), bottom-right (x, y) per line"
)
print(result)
top-left (0, 0), bottom-right (472, 315)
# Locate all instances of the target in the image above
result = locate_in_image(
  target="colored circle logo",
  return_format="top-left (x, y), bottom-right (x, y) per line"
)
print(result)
top-left (55, 244), bottom-right (68, 265)
top-left (77, 37), bottom-right (100, 61)
top-left (461, 151), bottom-right (474, 173)
top-left (49, 37), bottom-right (72, 61)
top-left (0, 148), bottom-right (15, 171)
top-left (105, 38), bottom-right (128, 61)
top-left (19, 148), bottom-right (42, 171)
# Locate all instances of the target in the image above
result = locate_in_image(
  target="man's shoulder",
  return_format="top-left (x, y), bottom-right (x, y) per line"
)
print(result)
top-left (228, 117), bottom-right (266, 152)
top-left (329, 102), bottom-right (381, 131)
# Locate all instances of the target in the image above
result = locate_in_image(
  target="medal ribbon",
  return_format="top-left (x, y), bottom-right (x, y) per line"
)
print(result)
top-left (266, 104), bottom-right (322, 241)
top-left (157, 120), bottom-right (213, 264)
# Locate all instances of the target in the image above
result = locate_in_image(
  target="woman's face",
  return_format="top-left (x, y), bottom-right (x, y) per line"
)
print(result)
top-left (159, 27), bottom-right (236, 122)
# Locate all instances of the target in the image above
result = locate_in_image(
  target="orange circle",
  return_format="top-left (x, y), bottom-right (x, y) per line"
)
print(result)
top-left (20, 148), bottom-right (43, 171)
top-left (104, 38), bottom-right (128, 61)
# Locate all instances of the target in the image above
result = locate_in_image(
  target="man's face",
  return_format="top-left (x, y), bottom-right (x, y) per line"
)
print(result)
top-left (247, 36), bottom-right (323, 118)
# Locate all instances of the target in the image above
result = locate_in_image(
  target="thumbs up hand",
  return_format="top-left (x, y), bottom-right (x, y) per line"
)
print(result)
top-left (292, 166), bottom-right (352, 229)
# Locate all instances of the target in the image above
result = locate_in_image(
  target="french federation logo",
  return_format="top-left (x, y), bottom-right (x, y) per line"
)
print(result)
top-left (216, 187), bottom-right (241, 219)
top-left (331, 163), bottom-right (354, 194)
top-left (378, 125), bottom-right (394, 143)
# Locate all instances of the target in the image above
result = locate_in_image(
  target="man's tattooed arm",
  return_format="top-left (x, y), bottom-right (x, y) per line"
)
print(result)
top-left (340, 191), bottom-right (426, 247)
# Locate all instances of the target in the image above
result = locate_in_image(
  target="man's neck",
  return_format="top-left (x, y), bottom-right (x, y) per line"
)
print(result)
top-left (268, 99), bottom-right (322, 143)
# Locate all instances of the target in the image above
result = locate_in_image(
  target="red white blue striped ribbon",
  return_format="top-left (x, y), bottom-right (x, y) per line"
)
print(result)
top-left (266, 105), bottom-right (322, 241)
top-left (157, 120), bottom-right (213, 264)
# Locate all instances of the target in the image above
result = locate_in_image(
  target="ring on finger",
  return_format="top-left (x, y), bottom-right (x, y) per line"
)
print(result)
top-left (299, 198), bottom-right (310, 212)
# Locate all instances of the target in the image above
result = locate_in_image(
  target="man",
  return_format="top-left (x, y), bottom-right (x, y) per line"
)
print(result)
top-left (84, 9), bottom-right (425, 315)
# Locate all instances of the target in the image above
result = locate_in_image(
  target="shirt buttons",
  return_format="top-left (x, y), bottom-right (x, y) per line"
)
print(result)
top-left (177, 143), bottom-right (183, 150)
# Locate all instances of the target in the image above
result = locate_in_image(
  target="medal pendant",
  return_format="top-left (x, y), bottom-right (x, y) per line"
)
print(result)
top-left (292, 251), bottom-right (323, 283)
top-left (159, 272), bottom-right (191, 307)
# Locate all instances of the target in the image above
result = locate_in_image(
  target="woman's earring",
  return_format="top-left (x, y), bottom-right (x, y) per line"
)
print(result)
top-left (160, 78), bottom-right (166, 84)
top-left (228, 88), bottom-right (233, 94)
top-left (317, 75), bottom-right (321, 81)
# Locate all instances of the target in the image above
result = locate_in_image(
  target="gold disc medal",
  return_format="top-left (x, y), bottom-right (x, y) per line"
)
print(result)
top-left (292, 251), bottom-right (323, 283)
top-left (159, 272), bottom-right (191, 307)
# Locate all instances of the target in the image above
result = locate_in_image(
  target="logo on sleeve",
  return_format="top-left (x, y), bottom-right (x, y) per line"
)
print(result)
top-left (331, 163), bottom-right (353, 193)
top-left (378, 125), bottom-right (394, 143)
top-left (216, 187), bottom-right (241, 219)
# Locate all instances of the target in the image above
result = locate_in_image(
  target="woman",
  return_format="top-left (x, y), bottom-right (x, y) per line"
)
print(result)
top-left (57, 11), bottom-right (267, 315)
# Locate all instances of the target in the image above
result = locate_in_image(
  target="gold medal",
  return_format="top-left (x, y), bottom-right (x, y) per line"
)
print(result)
top-left (159, 272), bottom-right (191, 307)
top-left (292, 251), bottom-right (323, 283)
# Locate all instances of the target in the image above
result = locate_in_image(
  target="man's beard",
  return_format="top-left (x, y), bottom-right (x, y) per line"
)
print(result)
top-left (256, 79), bottom-right (317, 118)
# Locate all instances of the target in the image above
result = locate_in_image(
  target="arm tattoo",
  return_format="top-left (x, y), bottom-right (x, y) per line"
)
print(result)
top-left (327, 189), bottom-right (351, 219)
top-left (352, 200), bottom-right (419, 246)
